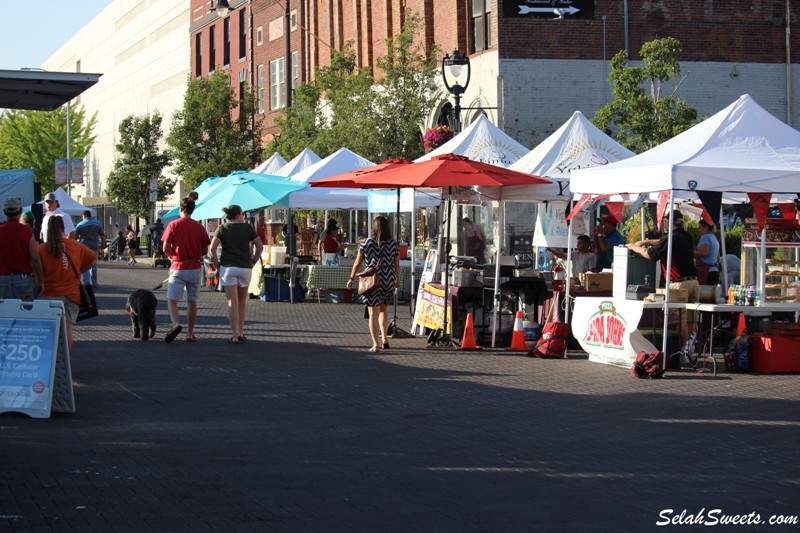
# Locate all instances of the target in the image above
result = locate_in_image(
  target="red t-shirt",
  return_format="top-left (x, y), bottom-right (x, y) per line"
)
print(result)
top-left (162, 217), bottom-right (211, 270)
top-left (323, 234), bottom-right (339, 253)
top-left (37, 239), bottom-right (96, 304)
top-left (0, 219), bottom-right (34, 275)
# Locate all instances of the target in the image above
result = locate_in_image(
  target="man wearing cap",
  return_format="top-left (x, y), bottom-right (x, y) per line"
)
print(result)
top-left (592, 214), bottom-right (625, 271)
top-left (75, 210), bottom-right (105, 288)
top-left (547, 234), bottom-right (596, 277)
top-left (41, 192), bottom-right (76, 242)
top-left (0, 197), bottom-right (44, 300)
top-left (626, 210), bottom-right (699, 350)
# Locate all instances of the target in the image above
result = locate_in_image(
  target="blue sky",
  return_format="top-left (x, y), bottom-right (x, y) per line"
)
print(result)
top-left (0, 0), bottom-right (114, 70)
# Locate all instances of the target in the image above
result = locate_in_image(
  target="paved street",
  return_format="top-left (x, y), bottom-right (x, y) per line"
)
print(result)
top-left (2, 261), bottom-right (799, 532)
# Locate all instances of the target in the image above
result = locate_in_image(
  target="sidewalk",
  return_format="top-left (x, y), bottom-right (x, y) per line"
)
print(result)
top-left (1, 261), bottom-right (799, 532)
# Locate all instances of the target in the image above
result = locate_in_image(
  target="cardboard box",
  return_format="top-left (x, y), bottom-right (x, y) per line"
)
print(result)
top-left (656, 288), bottom-right (688, 301)
top-left (583, 273), bottom-right (613, 291)
top-left (751, 334), bottom-right (800, 373)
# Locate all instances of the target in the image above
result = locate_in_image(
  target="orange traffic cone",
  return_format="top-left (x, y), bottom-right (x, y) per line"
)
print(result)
top-left (457, 313), bottom-right (482, 350)
top-left (506, 311), bottom-right (528, 351)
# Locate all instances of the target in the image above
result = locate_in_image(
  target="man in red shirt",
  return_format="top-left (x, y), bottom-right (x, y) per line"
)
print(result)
top-left (161, 198), bottom-right (211, 343)
top-left (0, 197), bottom-right (44, 300)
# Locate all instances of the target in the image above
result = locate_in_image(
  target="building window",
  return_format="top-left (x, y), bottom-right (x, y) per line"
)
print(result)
top-left (239, 80), bottom-right (246, 117)
top-left (256, 26), bottom-right (263, 46)
top-left (239, 9), bottom-right (247, 60)
top-left (270, 58), bottom-right (285, 110)
top-left (209, 25), bottom-right (216, 71)
top-left (470, 0), bottom-right (492, 53)
top-left (257, 64), bottom-right (265, 113)
top-left (195, 33), bottom-right (202, 76)
top-left (292, 51), bottom-right (299, 90)
top-left (223, 17), bottom-right (231, 66)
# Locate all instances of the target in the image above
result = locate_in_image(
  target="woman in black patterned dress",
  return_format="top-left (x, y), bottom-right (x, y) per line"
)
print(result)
top-left (347, 215), bottom-right (400, 352)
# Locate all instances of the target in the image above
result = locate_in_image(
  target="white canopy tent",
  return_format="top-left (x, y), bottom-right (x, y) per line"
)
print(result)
top-left (35, 187), bottom-right (95, 217)
top-left (286, 147), bottom-right (377, 209)
top-left (416, 115), bottom-right (530, 165)
top-left (252, 152), bottom-right (287, 174)
top-left (571, 94), bottom-right (800, 358)
top-left (479, 110), bottom-right (636, 202)
top-left (274, 148), bottom-right (321, 177)
top-left (571, 94), bottom-right (800, 194)
top-left (476, 111), bottom-right (637, 335)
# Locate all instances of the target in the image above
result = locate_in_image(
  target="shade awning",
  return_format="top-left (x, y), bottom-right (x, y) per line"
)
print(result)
top-left (0, 69), bottom-right (102, 111)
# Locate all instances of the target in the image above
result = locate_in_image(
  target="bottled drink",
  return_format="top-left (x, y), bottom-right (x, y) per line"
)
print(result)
top-left (552, 262), bottom-right (565, 292)
top-left (727, 285), bottom-right (734, 305)
top-left (746, 286), bottom-right (755, 306)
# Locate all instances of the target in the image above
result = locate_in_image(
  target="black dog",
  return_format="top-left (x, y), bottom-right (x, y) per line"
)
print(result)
top-left (126, 289), bottom-right (158, 341)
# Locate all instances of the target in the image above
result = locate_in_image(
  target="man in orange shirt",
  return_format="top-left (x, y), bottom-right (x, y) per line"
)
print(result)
top-left (0, 197), bottom-right (44, 300)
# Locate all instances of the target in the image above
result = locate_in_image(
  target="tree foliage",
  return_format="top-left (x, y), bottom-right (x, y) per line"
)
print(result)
top-left (167, 71), bottom-right (263, 189)
top-left (106, 112), bottom-right (174, 221)
top-left (0, 106), bottom-right (97, 192)
top-left (267, 13), bottom-right (440, 162)
top-left (592, 37), bottom-right (699, 153)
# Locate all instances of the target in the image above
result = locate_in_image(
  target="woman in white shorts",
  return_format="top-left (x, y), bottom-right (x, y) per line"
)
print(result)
top-left (210, 205), bottom-right (264, 343)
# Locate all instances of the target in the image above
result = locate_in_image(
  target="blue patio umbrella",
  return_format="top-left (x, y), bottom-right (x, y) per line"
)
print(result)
top-left (190, 172), bottom-right (306, 220)
top-left (162, 171), bottom-right (291, 222)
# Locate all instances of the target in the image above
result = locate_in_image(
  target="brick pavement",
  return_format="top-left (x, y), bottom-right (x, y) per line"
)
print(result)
top-left (1, 261), bottom-right (799, 532)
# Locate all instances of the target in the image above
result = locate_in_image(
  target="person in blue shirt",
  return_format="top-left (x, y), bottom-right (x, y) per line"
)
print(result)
top-left (694, 219), bottom-right (720, 285)
top-left (592, 214), bottom-right (624, 271)
top-left (75, 210), bottom-right (105, 287)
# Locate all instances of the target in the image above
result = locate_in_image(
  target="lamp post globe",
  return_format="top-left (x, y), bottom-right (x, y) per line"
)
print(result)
top-left (441, 50), bottom-right (471, 133)
top-left (214, 0), bottom-right (231, 17)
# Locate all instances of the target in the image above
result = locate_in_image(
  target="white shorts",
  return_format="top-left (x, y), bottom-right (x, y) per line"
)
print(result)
top-left (219, 265), bottom-right (253, 287)
top-left (167, 269), bottom-right (202, 301)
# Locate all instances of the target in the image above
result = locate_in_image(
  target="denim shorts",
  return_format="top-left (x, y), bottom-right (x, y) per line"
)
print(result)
top-left (167, 269), bottom-right (202, 301)
top-left (0, 274), bottom-right (35, 301)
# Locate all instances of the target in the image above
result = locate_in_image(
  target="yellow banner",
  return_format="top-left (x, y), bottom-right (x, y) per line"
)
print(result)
top-left (414, 283), bottom-right (451, 334)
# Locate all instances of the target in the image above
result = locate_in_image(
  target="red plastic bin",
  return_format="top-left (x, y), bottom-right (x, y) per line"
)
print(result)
top-left (750, 334), bottom-right (800, 373)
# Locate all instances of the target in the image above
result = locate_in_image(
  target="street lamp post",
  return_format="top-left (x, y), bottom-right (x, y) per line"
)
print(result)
top-left (441, 50), bottom-right (471, 134)
top-left (214, 0), bottom-right (231, 17)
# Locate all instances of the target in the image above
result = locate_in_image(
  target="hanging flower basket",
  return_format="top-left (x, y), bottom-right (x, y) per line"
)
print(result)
top-left (423, 125), bottom-right (454, 152)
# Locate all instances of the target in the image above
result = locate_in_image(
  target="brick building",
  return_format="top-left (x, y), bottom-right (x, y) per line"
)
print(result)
top-left (192, 0), bottom-right (798, 147)
top-left (189, 1), bottom-right (797, 246)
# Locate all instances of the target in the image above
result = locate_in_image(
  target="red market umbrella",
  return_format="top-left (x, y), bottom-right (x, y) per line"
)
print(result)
top-left (310, 158), bottom-right (413, 189)
top-left (343, 153), bottom-right (551, 188)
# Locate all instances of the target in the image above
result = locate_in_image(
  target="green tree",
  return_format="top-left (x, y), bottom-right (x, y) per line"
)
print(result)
top-left (265, 83), bottom-right (322, 160)
top-left (373, 13), bottom-right (441, 161)
top-left (0, 106), bottom-right (97, 192)
top-left (106, 112), bottom-right (174, 221)
top-left (267, 13), bottom-right (439, 162)
top-left (167, 71), bottom-right (263, 189)
top-left (593, 37), bottom-right (699, 153)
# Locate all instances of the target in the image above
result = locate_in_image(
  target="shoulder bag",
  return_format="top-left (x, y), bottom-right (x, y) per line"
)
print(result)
top-left (65, 251), bottom-right (99, 321)
top-left (356, 242), bottom-right (381, 296)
